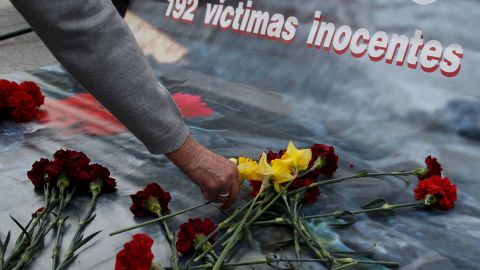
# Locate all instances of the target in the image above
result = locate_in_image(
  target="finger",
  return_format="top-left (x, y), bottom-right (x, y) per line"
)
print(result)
top-left (202, 184), bottom-right (221, 203)
top-left (215, 185), bottom-right (231, 204)
top-left (202, 190), bottom-right (209, 201)
top-left (221, 181), bottom-right (240, 209)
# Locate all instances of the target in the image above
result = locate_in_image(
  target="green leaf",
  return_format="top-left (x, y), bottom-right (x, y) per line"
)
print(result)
top-left (82, 214), bottom-right (96, 227)
top-left (73, 230), bottom-right (101, 252)
top-left (1, 231), bottom-right (11, 257)
top-left (56, 254), bottom-right (79, 270)
top-left (333, 242), bottom-right (377, 257)
top-left (329, 211), bottom-right (356, 228)
top-left (9, 215), bottom-right (31, 242)
top-left (245, 227), bottom-right (253, 246)
top-left (362, 199), bottom-right (388, 209)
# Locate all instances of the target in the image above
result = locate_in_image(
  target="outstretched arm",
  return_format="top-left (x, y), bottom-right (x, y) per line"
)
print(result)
top-left (12, 0), bottom-right (240, 207)
top-left (12, 0), bottom-right (187, 153)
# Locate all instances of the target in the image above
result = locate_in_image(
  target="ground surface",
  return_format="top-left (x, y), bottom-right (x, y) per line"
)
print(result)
top-left (0, 0), bottom-right (57, 75)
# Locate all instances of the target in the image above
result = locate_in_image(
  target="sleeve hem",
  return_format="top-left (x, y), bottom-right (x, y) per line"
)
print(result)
top-left (144, 121), bottom-right (190, 154)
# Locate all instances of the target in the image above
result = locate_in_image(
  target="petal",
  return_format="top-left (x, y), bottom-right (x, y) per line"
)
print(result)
top-left (259, 152), bottom-right (274, 176)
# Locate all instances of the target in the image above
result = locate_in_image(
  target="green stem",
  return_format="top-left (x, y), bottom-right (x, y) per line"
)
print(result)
top-left (51, 192), bottom-right (67, 270)
top-left (287, 171), bottom-right (414, 196)
top-left (193, 226), bottom-right (233, 263)
top-left (245, 184), bottom-right (293, 227)
top-left (173, 258), bottom-right (329, 269)
top-left (4, 188), bottom-right (60, 270)
top-left (252, 218), bottom-right (289, 226)
top-left (291, 197), bottom-right (302, 268)
top-left (192, 195), bottom-right (275, 263)
top-left (158, 213), bottom-right (178, 270)
top-left (332, 258), bottom-right (400, 270)
top-left (9, 191), bottom-right (69, 270)
top-left (212, 181), bottom-right (296, 269)
top-left (56, 194), bottom-right (99, 270)
top-left (282, 195), bottom-right (331, 265)
top-left (356, 259), bottom-right (399, 267)
top-left (212, 195), bottom-right (260, 270)
top-left (300, 219), bottom-right (332, 261)
top-left (193, 197), bottom-right (256, 253)
top-left (304, 201), bottom-right (424, 220)
top-left (109, 202), bottom-right (211, 236)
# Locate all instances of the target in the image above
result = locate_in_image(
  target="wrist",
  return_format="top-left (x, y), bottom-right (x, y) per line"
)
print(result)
top-left (165, 136), bottom-right (202, 171)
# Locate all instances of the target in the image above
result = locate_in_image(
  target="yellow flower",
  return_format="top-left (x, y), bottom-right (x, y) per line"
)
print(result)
top-left (258, 152), bottom-right (295, 192)
top-left (281, 141), bottom-right (312, 171)
top-left (236, 157), bottom-right (263, 181)
top-left (271, 159), bottom-right (295, 192)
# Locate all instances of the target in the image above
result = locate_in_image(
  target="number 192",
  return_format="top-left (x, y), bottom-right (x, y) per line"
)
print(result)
top-left (165, 0), bottom-right (198, 23)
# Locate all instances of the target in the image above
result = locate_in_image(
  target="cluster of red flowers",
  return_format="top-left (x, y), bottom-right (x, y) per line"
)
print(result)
top-left (414, 156), bottom-right (457, 210)
top-left (27, 149), bottom-right (117, 194)
top-left (114, 218), bottom-right (217, 268)
top-left (0, 80), bottom-right (44, 123)
top-left (130, 183), bottom-right (172, 217)
top-left (116, 183), bottom-right (218, 268)
top-left (250, 143), bottom-right (338, 204)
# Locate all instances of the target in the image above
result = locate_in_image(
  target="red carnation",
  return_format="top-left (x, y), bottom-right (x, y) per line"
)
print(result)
top-left (265, 150), bottom-right (285, 162)
top-left (32, 207), bottom-right (45, 218)
top-left (305, 144), bottom-right (339, 178)
top-left (115, 234), bottom-right (154, 270)
top-left (414, 176), bottom-right (457, 210)
top-left (52, 149), bottom-right (91, 182)
top-left (27, 158), bottom-right (51, 189)
top-left (0, 80), bottom-right (19, 108)
top-left (248, 180), bottom-right (262, 197)
top-left (41, 149), bottom-right (92, 188)
top-left (417, 155), bottom-right (442, 180)
top-left (287, 178), bottom-right (320, 204)
top-left (6, 91), bottom-right (37, 122)
top-left (130, 183), bottom-right (172, 217)
top-left (176, 218), bottom-right (216, 254)
top-left (20, 81), bottom-right (44, 107)
top-left (86, 163), bottom-right (117, 194)
top-left (44, 159), bottom-right (64, 182)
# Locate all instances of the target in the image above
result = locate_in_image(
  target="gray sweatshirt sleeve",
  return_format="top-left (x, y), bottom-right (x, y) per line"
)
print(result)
top-left (11, 0), bottom-right (189, 154)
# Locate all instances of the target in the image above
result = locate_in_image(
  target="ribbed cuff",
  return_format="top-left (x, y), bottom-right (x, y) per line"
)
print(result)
top-left (144, 121), bottom-right (190, 154)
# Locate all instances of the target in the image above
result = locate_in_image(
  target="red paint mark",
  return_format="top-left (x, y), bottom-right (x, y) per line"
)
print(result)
top-left (37, 93), bottom-right (126, 136)
top-left (172, 93), bottom-right (214, 118)
top-left (38, 92), bottom-right (213, 136)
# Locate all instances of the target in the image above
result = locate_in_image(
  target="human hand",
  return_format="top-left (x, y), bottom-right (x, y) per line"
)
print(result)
top-left (165, 136), bottom-right (240, 208)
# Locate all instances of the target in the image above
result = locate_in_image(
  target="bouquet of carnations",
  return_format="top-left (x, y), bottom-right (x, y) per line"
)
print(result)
top-left (0, 80), bottom-right (44, 123)
top-left (0, 149), bottom-right (117, 270)
top-left (112, 141), bottom-right (456, 270)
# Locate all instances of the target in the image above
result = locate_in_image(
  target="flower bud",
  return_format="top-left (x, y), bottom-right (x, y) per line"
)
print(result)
top-left (219, 221), bottom-right (231, 230)
top-left (144, 197), bottom-right (162, 216)
top-left (382, 203), bottom-right (393, 210)
top-left (193, 235), bottom-right (212, 253)
top-left (89, 179), bottom-right (103, 197)
top-left (150, 263), bottom-right (164, 270)
top-left (312, 156), bottom-right (326, 170)
top-left (415, 167), bottom-right (428, 178)
top-left (57, 173), bottom-right (70, 192)
top-left (336, 258), bottom-right (355, 264)
top-left (424, 194), bottom-right (437, 205)
top-left (274, 217), bottom-right (285, 224)
top-left (333, 211), bottom-right (344, 218)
